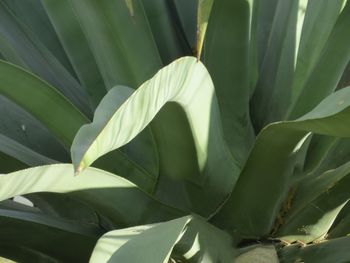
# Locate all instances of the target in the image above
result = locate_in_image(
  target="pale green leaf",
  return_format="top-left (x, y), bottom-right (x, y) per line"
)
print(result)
top-left (72, 57), bottom-right (239, 216)
top-left (90, 216), bottom-right (190, 263)
top-left (0, 164), bottom-right (184, 227)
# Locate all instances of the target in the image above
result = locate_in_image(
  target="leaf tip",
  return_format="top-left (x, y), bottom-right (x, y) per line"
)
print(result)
top-left (74, 164), bottom-right (84, 176)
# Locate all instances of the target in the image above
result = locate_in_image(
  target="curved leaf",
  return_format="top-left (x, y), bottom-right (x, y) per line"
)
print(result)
top-left (76, 85), bottom-right (159, 192)
top-left (72, 56), bottom-right (240, 216)
top-left (90, 216), bottom-right (190, 263)
top-left (0, 60), bottom-right (88, 149)
top-left (213, 87), bottom-right (350, 238)
top-left (90, 215), bottom-right (234, 263)
top-left (0, 164), bottom-right (184, 227)
top-left (0, 2), bottom-right (91, 117)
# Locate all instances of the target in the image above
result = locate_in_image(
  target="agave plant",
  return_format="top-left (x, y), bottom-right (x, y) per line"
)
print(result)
top-left (1, 0), bottom-right (350, 262)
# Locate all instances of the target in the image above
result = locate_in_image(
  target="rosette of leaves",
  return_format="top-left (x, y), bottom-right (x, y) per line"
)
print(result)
top-left (0, 0), bottom-right (350, 262)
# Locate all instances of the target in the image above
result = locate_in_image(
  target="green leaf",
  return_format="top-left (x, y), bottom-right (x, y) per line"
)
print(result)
top-left (2, 0), bottom-right (75, 74)
top-left (124, 0), bottom-right (134, 16)
top-left (141, 0), bottom-right (190, 64)
top-left (0, 134), bottom-right (56, 166)
top-left (304, 136), bottom-right (350, 178)
top-left (41, 0), bottom-right (107, 109)
top-left (302, 135), bottom-right (339, 175)
top-left (236, 245), bottom-right (279, 263)
top-left (328, 210), bottom-right (350, 238)
top-left (288, 1), bottom-right (350, 119)
top-left (251, 0), bottom-right (298, 129)
top-left (68, 0), bottom-right (162, 88)
top-left (279, 237), bottom-right (350, 263)
top-left (25, 192), bottom-right (100, 225)
top-left (0, 95), bottom-right (69, 162)
top-left (288, 0), bottom-right (344, 115)
top-left (72, 57), bottom-right (239, 216)
top-left (90, 216), bottom-right (235, 263)
top-left (197, 0), bottom-right (214, 59)
top-left (73, 85), bottom-right (159, 192)
top-left (213, 87), bottom-right (350, 238)
top-left (203, 0), bottom-right (255, 164)
top-left (0, 208), bottom-right (100, 262)
top-left (0, 3), bottom-right (91, 117)
top-left (90, 216), bottom-right (190, 263)
top-left (172, 0), bottom-right (197, 51)
top-left (0, 152), bottom-right (27, 174)
top-left (0, 60), bottom-right (88, 149)
top-left (174, 216), bottom-right (234, 262)
top-left (276, 161), bottom-right (350, 243)
top-left (248, 0), bottom-right (278, 95)
top-left (0, 164), bottom-right (184, 227)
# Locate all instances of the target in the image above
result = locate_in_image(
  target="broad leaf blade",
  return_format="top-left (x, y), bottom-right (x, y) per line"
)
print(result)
top-left (0, 60), bottom-right (88, 149)
top-left (213, 87), bottom-right (350, 238)
top-left (0, 164), bottom-right (184, 227)
top-left (75, 85), bottom-right (159, 192)
top-left (72, 57), bottom-right (239, 216)
top-left (203, 0), bottom-right (255, 164)
top-left (90, 216), bottom-right (191, 263)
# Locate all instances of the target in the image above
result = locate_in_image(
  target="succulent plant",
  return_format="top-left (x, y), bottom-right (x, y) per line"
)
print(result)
top-left (0, 0), bottom-right (350, 262)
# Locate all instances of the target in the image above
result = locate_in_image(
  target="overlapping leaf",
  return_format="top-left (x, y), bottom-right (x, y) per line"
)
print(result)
top-left (213, 87), bottom-right (350, 238)
top-left (0, 164), bottom-right (184, 227)
top-left (90, 216), bottom-right (234, 263)
top-left (72, 57), bottom-right (240, 216)
top-left (0, 207), bottom-right (101, 263)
